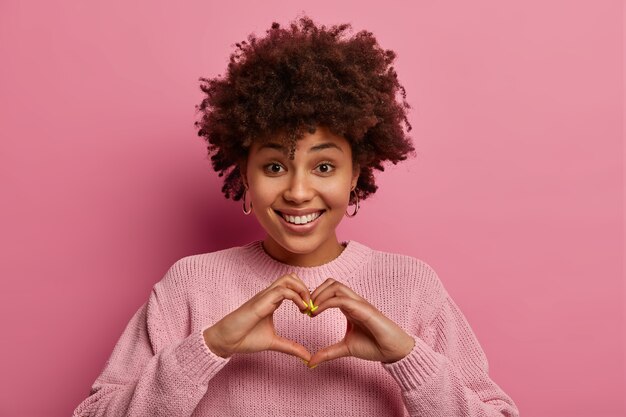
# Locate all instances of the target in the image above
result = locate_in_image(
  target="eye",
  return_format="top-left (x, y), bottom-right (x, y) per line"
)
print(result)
top-left (264, 163), bottom-right (285, 174)
top-left (315, 162), bottom-right (335, 174)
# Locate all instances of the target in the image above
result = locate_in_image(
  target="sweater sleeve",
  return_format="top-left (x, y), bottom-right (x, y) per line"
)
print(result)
top-left (71, 284), bottom-right (230, 417)
top-left (381, 293), bottom-right (520, 417)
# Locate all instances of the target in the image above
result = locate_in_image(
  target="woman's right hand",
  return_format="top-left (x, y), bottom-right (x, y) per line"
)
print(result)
top-left (202, 272), bottom-right (312, 361)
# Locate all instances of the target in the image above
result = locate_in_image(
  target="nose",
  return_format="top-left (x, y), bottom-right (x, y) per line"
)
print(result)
top-left (283, 170), bottom-right (314, 204)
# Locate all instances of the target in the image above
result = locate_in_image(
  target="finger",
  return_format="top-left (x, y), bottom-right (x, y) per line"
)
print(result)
top-left (312, 296), bottom-right (394, 343)
top-left (262, 273), bottom-right (310, 310)
top-left (266, 273), bottom-right (311, 310)
top-left (257, 286), bottom-right (309, 316)
top-left (309, 277), bottom-right (336, 302)
top-left (311, 295), bottom-right (374, 324)
top-left (312, 280), bottom-right (362, 310)
top-left (307, 340), bottom-right (351, 368)
top-left (268, 334), bottom-right (312, 362)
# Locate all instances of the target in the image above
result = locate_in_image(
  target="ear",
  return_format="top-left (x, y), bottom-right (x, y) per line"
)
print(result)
top-left (238, 158), bottom-right (249, 189)
top-left (351, 163), bottom-right (360, 190)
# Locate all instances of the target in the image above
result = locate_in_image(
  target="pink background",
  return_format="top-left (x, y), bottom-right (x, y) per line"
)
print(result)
top-left (0, 1), bottom-right (623, 416)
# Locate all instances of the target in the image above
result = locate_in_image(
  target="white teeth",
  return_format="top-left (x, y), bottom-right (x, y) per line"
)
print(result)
top-left (281, 211), bottom-right (322, 225)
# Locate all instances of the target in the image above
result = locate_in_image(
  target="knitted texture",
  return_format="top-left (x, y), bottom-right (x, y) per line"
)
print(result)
top-left (72, 240), bottom-right (519, 417)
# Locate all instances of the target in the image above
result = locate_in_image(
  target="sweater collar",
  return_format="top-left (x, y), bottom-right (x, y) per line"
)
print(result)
top-left (240, 239), bottom-right (372, 288)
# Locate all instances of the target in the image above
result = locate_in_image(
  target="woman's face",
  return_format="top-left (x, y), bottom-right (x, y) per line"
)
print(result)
top-left (241, 126), bottom-right (359, 266)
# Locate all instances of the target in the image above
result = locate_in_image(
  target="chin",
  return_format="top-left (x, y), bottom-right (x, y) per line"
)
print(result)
top-left (274, 235), bottom-right (323, 254)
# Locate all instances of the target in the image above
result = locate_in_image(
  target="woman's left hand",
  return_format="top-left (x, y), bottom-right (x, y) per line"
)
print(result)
top-left (306, 278), bottom-right (415, 368)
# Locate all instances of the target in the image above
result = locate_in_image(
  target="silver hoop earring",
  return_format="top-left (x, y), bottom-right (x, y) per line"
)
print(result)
top-left (345, 188), bottom-right (359, 217)
top-left (242, 188), bottom-right (252, 215)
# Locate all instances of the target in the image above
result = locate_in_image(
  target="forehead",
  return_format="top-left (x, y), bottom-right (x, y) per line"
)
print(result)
top-left (250, 127), bottom-right (352, 156)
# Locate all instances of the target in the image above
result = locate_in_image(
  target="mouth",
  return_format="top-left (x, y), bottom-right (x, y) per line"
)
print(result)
top-left (273, 209), bottom-right (326, 226)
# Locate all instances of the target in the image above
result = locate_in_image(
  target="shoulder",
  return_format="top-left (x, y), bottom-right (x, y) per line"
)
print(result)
top-left (366, 244), bottom-right (442, 283)
top-left (347, 242), bottom-right (449, 330)
top-left (174, 245), bottom-right (246, 272)
top-left (154, 245), bottom-right (248, 294)
top-left (357, 242), bottom-right (448, 304)
top-left (146, 245), bottom-right (250, 333)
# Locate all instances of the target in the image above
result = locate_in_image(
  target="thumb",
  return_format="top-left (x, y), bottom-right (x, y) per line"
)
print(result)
top-left (268, 335), bottom-right (312, 362)
top-left (307, 341), bottom-right (351, 368)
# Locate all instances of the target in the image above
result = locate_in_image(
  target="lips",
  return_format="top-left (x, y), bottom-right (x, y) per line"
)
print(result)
top-left (273, 209), bottom-right (326, 229)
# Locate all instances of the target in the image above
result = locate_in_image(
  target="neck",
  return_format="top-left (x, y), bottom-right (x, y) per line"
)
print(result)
top-left (261, 235), bottom-right (346, 267)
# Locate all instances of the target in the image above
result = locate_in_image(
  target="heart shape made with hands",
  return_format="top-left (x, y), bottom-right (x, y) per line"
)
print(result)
top-left (270, 279), bottom-right (414, 369)
top-left (203, 276), bottom-right (412, 366)
top-left (273, 292), bottom-right (349, 369)
top-left (204, 274), bottom-right (416, 370)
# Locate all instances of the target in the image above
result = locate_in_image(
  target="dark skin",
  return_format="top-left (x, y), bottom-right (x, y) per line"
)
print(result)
top-left (203, 130), bottom-right (415, 368)
top-left (203, 272), bottom-right (416, 368)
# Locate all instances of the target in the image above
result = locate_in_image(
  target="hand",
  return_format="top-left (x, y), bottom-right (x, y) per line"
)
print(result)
top-left (306, 278), bottom-right (415, 368)
top-left (203, 272), bottom-right (312, 362)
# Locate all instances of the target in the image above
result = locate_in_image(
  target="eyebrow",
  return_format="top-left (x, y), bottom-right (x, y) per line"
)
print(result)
top-left (258, 142), bottom-right (344, 153)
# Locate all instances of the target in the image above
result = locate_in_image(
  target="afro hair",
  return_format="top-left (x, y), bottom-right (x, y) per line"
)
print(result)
top-left (194, 15), bottom-right (415, 204)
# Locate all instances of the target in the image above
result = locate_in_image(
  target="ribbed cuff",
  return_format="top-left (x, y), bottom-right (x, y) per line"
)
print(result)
top-left (174, 325), bottom-right (230, 386)
top-left (382, 334), bottom-right (445, 390)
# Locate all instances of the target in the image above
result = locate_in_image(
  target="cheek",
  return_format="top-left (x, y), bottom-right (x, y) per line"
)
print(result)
top-left (248, 178), bottom-right (280, 206)
top-left (319, 182), bottom-right (351, 207)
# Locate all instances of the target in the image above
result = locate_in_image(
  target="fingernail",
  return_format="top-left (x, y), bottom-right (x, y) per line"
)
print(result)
top-left (299, 358), bottom-right (309, 365)
top-left (308, 299), bottom-right (314, 309)
top-left (308, 363), bottom-right (318, 369)
top-left (302, 299), bottom-right (308, 308)
top-left (306, 310), bottom-right (312, 317)
top-left (310, 305), bottom-right (318, 312)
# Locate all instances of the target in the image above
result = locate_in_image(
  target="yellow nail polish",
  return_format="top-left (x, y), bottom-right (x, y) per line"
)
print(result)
top-left (302, 300), bottom-right (308, 308)
top-left (306, 310), bottom-right (312, 317)
top-left (308, 299), bottom-right (314, 309)
top-left (308, 364), bottom-right (318, 369)
top-left (299, 358), bottom-right (309, 365)
top-left (310, 305), bottom-right (318, 312)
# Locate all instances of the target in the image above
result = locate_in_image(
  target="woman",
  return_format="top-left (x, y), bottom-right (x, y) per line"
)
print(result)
top-left (73, 15), bottom-right (519, 417)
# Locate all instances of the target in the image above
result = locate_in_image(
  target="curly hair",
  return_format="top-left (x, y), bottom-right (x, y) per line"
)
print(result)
top-left (194, 15), bottom-right (415, 204)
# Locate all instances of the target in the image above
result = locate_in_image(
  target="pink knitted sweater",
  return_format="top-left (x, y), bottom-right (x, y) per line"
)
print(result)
top-left (72, 240), bottom-right (519, 416)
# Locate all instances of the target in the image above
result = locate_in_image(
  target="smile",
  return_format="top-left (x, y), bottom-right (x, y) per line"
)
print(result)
top-left (274, 210), bottom-right (324, 225)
